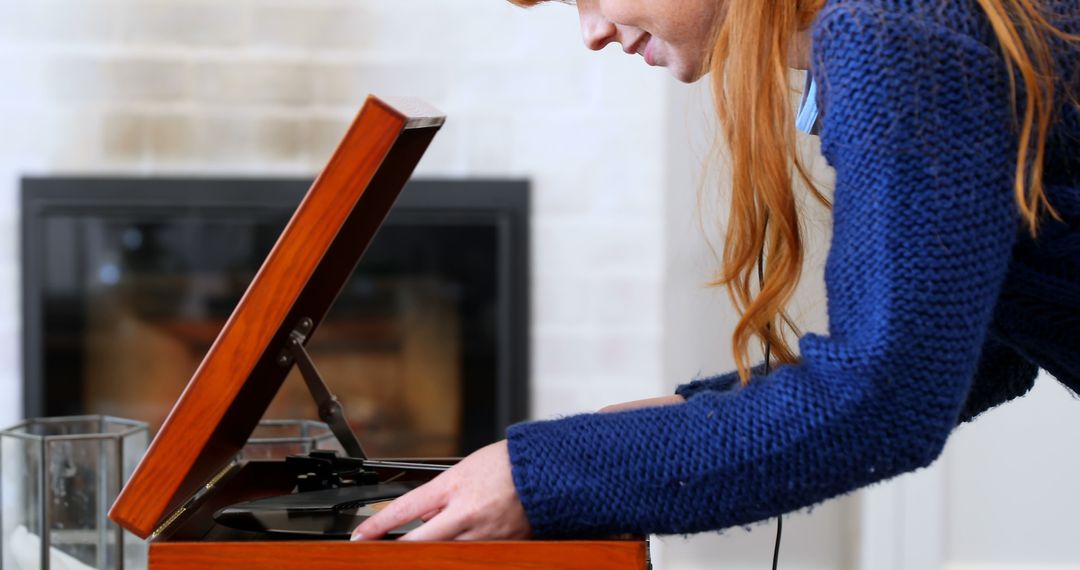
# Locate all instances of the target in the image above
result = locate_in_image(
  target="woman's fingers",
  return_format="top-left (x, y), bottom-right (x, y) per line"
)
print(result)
top-left (351, 482), bottom-right (447, 540)
top-left (350, 441), bottom-right (530, 542)
top-left (398, 510), bottom-right (471, 541)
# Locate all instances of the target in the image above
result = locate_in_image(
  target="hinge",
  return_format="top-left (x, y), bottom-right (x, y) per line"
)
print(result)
top-left (150, 461), bottom-right (238, 540)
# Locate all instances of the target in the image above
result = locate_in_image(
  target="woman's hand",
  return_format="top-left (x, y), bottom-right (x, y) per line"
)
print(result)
top-left (350, 440), bottom-right (531, 541)
top-left (351, 395), bottom-right (682, 541)
top-left (598, 394), bottom-right (685, 414)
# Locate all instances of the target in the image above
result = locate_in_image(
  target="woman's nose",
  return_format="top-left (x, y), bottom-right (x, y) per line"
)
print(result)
top-left (578, 10), bottom-right (617, 51)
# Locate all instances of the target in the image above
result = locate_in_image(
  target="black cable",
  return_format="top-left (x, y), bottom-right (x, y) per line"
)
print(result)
top-left (757, 223), bottom-right (782, 570)
top-left (772, 516), bottom-right (783, 570)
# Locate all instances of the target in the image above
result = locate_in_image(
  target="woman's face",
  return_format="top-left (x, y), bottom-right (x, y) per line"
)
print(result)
top-left (574, 0), bottom-right (720, 83)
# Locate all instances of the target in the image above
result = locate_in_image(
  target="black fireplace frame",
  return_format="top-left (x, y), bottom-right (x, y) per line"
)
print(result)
top-left (21, 176), bottom-right (530, 451)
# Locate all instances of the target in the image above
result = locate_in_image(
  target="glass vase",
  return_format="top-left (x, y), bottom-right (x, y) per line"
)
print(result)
top-left (239, 419), bottom-right (341, 460)
top-left (1, 416), bottom-right (148, 570)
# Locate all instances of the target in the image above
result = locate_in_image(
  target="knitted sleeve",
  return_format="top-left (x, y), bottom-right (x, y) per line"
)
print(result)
top-left (675, 320), bottom-right (1038, 420)
top-left (506, 5), bottom-right (1021, 538)
top-left (958, 336), bottom-right (1038, 423)
top-left (673, 363), bottom-right (769, 399)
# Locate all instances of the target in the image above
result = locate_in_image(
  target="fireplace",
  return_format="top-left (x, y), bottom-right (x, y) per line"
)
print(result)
top-left (21, 177), bottom-right (529, 457)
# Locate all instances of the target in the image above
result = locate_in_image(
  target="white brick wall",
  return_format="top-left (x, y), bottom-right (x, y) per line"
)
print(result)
top-left (0, 0), bottom-right (670, 425)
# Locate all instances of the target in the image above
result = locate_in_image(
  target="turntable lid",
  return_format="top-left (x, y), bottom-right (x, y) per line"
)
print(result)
top-left (108, 96), bottom-right (446, 540)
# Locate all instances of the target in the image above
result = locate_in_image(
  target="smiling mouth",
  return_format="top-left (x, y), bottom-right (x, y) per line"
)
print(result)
top-left (626, 33), bottom-right (651, 57)
top-left (643, 39), bottom-right (656, 66)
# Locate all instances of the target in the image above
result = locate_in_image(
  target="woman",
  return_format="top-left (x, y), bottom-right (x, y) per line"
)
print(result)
top-left (353, 0), bottom-right (1080, 541)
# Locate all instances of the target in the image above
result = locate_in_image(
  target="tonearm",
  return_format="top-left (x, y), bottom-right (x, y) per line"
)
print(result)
top-left (278, 317), bottom-right (450, 474)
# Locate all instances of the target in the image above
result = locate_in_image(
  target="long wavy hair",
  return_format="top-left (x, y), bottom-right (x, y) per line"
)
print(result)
top-left (511, 0), bottom-right (1080, 382)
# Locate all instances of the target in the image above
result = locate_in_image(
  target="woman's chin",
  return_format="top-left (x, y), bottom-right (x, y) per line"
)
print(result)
top-left (669, 65), bottom-right (706, 84)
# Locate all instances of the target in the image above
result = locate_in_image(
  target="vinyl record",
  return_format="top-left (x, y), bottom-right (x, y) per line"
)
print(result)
top-left (213, 482), bottom-right (423, 539)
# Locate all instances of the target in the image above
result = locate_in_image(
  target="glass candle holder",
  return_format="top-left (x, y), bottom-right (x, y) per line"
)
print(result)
top-left (1, 416), bottom-right (148, 570)
top-left (239, 419), bottom-right (342, 460)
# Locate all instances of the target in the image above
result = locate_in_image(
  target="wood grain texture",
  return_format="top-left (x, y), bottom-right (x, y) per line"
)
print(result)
top-left (149, 540), bottom-right (648, 570)
top-left (110, 96), bottom-right (420, 539)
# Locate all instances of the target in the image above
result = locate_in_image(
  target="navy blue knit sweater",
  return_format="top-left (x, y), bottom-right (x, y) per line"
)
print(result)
top-left (506, 0), bottom-right (1080, 538)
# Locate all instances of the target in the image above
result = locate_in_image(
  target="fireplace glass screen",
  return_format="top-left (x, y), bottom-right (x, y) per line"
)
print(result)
top-left (22, 178), bottom-right (529, 458)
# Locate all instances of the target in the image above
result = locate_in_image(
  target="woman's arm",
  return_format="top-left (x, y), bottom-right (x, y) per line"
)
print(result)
top-left (503, 6), bottom-right (1023, 537)
top-left (958, 335), bottom-right (1038, 423)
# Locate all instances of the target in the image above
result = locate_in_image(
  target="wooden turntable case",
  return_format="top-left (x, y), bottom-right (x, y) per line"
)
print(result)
top-left (107, 96), bottom-right (647, 569)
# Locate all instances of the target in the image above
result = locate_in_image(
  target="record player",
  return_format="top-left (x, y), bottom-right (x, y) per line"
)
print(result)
top-left (107, 96), bottom-right (647, 569)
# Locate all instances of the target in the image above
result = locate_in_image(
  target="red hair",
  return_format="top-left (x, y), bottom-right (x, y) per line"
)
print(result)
top-left (511, 0), bottom-right (1080, 382)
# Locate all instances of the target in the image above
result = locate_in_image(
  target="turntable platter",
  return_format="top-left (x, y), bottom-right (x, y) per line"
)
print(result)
top-left (213, 482), bottom-right (423, 539)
